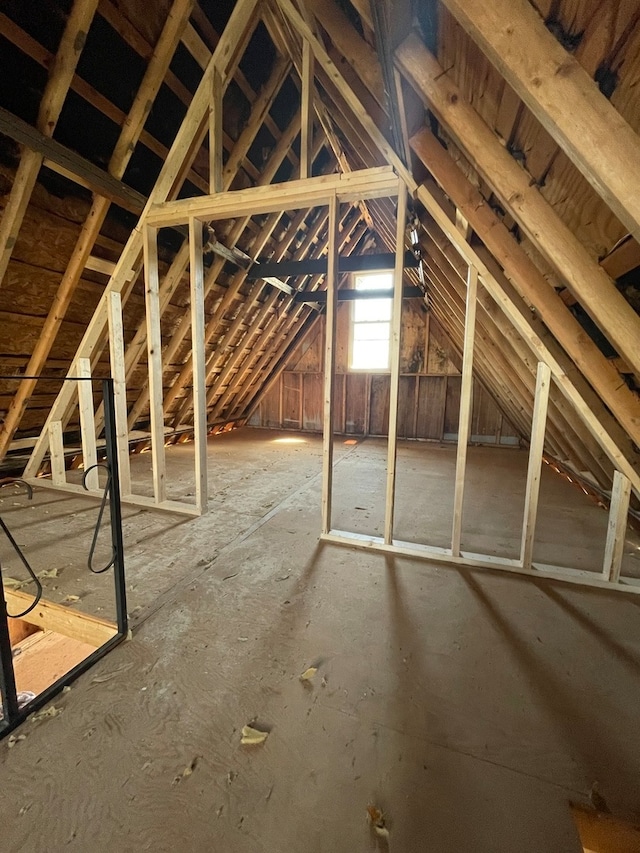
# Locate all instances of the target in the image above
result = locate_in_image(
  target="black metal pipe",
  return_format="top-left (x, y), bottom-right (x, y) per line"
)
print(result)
top-left (102, 379), bottom-right (128, 636)
top-left (0, 581), bottom-right (19, 726)
top-left (246, 251), bottom-right (419, 280)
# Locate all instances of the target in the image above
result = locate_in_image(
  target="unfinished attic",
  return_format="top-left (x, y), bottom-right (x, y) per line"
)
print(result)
top-left (2, 0), bottom-right (640, 848)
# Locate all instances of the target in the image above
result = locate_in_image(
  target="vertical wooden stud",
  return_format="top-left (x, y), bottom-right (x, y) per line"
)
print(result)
top-left (520, 361), bottom-right (551, 568)
top-left (279, 374), bottom-right (284, 427)
top-left (384, 182), bottom-right (408, 544)
top-left (341, 369), bottom-right (347, 434)
top-left (143, 225), bottom-right (167, 504)
top-left (189, 217), bottom-right (208, 514)
top-left (412, 376), bottom-right (420, 438)
top-left (298, 372), bottom-right (304, 428)
top-left (602, 471), bottom-right (631, 582)
top-left (364, 373), bottom-right (371, 436)
top-left (77, 358), bottom-right (99, 490)
top-left (451, 264), bottom-right (478, 556)
top-left (107, 291), bottom-right (132, 497)
top-left (301, 39), bottom-right (314, 179)
top-left (210, 67), bottom-right (223, 194)
top-left (48, 420), bottom-right (66, 485)
top-left (322, 194), bottom-right (339, 534)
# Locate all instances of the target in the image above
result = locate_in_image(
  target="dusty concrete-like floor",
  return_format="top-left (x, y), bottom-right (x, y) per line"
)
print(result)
top-left (1, 429), bottom-right (640, 852)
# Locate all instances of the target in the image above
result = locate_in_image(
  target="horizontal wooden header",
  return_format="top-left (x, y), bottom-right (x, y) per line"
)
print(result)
top-left (146, 167), bottom-right (401, 227)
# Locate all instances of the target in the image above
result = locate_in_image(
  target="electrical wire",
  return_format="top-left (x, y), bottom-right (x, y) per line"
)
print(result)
top-left (0, 480), bottom-right (42, 618)
top-left (82, 464), bottom-right (116, 574)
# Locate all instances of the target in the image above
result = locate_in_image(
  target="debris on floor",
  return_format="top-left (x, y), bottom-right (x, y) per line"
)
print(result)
top-left (5, 566), bottom-right (61, 590)
top-left (30, 704), bottom-right (63, 722)
top-left (367, 804), bottom-right (390, 839)
top-left (173, 756), bottom-right (199, 784)
top-left (240, 724), bottom-right (269, 746)
top-left (299, 666), bottom-right (317, 681)
top-left (7, 734), bottom-right (26, 749)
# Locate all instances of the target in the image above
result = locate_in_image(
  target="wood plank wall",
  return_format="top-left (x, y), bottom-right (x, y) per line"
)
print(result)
top-left (249, 299), bottom-right (520, 445)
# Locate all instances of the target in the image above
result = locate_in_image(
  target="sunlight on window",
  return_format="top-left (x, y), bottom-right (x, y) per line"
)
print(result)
top-left (350, 273), bottom-right (393, 370)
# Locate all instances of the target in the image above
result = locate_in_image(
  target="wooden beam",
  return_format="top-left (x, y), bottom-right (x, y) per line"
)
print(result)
top-left (451, 265), bottom-right (478, 557)
top-left (48, 420), bottom-right (66, 485)
top-left (384, 181), bottom-right (407, 544)
top-left (322, 529), bottom-right (640, 595)
top-left (440, 0), bottom-right (640, 244)
top-left (521, 363), bottom-right (551, 569)
top-left (321, 194), bottom-right (339, 535)
top-left (2, 590), bottom-right (117, 648)
top-left (85, 255), bottom-right (117, 276)
top-left (143, 226), bottom-right (167, 504)
top-left (601, 235), bottom-right (640, 280)
top-left (181, 10), bottom-right (298, 176)
top-left (0, 107), bottom-right (146, 213)
top-left (167, 167), bottom-right (331, 425)
top-left (409, 127), bottom-right (640, 449)
top-left (76, 358), bottom-right (99, 491)
top-left (209, 67), bottom-right (223, 194)
top-left (308, 0), bottom-right (384, 109)
top-left (146, 166), bottom-right (399, 226)
top-left (396, 36), bottom-right (640, 381)
top-left (301, 39), bottom-right (314, 178)
top-left (189, 218), bottom-right (208, 514)
top-left (107, 291), bottom-right (132, 497)
top-left (144, 116), bottom-right (313, 426)
top-left (602, 471), bottom-right (631, 583)
top-left (0, 0), bottom-right (99, 287)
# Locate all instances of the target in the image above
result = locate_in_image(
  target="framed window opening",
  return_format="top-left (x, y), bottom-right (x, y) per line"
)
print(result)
top-left (349, 272), bottom-right (393, 371)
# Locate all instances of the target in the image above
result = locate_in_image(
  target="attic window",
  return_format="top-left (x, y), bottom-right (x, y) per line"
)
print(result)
top-left (349, 272), bottom-right (393, 371)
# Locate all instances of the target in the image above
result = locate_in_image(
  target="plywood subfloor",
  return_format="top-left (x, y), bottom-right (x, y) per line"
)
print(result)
top-left (1, 430), bottom-right (640, 852)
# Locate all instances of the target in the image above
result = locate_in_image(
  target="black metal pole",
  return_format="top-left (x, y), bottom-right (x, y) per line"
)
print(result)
top-left (102, 379), bottom-right (128, 636)
top-left (0, 564), bottom-right (19, 725)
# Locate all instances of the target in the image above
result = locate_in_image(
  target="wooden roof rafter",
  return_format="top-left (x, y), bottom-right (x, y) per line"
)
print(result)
top-left (22, 0), bottom-right (265, 480)
top-left (440, 0), bottom-right (640, 246)
top-left (0, 0), bottom-right (197, 462)
top-left (271, 0), bottom-right (640, 495)
top-left (0, 0), bottom-right (100, 290)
